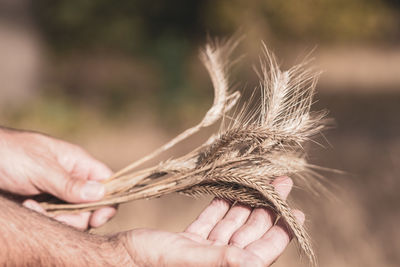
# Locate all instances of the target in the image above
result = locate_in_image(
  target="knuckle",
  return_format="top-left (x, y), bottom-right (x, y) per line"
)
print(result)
top-left (64, 177), bottom-right (79, 199)
top-left (249, 213), bottom-right (269, 227)
top-left (220, 246), bottom-right (241, 266)
top-left (229, 233), bottom-right (245, 248)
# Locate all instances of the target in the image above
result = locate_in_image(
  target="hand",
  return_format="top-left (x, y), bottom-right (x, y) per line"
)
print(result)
top-left (115, 176), bottom-right (303, 266)
top-left (0, 128), bottom-right (116, 230)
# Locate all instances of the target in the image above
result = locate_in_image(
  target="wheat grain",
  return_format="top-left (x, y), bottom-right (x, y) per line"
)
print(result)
top-left (40, 37), bottom-right (329, 266)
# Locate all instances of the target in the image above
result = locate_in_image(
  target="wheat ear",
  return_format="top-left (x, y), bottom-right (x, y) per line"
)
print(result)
top-left (106, 38), bottom-right (241, 181)
top-left (40, 38), bottom-right (328, 267)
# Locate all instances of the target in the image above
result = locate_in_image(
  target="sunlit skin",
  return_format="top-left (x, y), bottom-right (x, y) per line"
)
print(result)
top-left (0, 128), bottom-right (116, 229)
top-left (119, 177), bottom-right (304, 266)
top-left (0, 128), bottom-right (303, 266)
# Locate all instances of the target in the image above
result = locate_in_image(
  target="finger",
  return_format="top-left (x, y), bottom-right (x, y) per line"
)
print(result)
top-left (23, 199), bottom-right (92, 230)
top-left (229, 176), bottom-right (293, 248)
top-left (207, 204), bottom-right (252, 245)
top-left (89, 206), bottom-right (117, 228)
top-left (55, 211), bottom-right (92, 231)
top-left (54, 141), bottom-right (113, 181)
top-left (23, 199), bottom-right (47, 214)
top-left (77, 155), bottom-right (112, 181)
top-left (184, 198), bottom-right (230, 239)
top-left (37, 164), bottom-right (105, 203)
top-left (245, 210), bottom-right (305, 266)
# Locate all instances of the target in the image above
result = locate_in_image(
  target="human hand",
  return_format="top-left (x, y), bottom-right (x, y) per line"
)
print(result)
top-left (115, 176), bottom-right (303, 266)
top-left (0, 128), bottom-right (116, 230)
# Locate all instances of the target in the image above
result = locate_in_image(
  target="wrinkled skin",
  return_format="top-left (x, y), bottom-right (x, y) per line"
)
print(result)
top-left (0, 128), bottom-right (116, 229)
top-left (0, 128), bottom-right (303, 266)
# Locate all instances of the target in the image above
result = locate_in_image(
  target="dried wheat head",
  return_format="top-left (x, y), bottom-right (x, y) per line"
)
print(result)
top-left (41, 37), bottom-right (330, 266)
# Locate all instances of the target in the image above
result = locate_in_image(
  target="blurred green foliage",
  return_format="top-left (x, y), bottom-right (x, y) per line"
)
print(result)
top-left (33, 0), bottom-right (399, 51)
top-left (33, 1), bottom-right (205, 53)
top-left (212, 0), bottom-right (398, 42)
top-left (27, 0), bottom-right (400, 127)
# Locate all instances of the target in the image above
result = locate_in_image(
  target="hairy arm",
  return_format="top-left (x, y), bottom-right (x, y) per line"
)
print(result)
top-left (0, 195), bottom-right (131, 266)
top-left (0, 177), bottom-right (300, 267)
top-left (0, 126), bottom-right (300, 266)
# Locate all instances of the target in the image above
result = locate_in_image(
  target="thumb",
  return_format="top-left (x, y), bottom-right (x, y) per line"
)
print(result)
top-left (39, 165), bottom-right (105, 203)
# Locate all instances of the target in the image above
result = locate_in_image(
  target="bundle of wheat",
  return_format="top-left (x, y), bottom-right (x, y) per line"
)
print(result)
top-left (41, 38), bottom-right (329, 266)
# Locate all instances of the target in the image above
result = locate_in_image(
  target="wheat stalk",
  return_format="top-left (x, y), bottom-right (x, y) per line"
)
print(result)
top-left (40, 38), bottom-right (328, 266)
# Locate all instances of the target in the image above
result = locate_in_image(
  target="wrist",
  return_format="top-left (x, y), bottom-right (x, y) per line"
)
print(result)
top-left (102, 233), bottom-right (135, 266)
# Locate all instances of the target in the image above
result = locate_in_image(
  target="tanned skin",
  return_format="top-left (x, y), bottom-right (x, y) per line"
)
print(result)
top-left (0, 128), bottom-right (303, 266)
top-left (0, 195), bottom-right (130, 266)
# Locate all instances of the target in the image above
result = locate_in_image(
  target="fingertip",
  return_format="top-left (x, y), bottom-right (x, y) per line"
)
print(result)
top-left (80, 181), bottom-right (105, 201)
top-left (184, 198), bottom-right (230, 238)
top-left (23, 199), bottom-right (47, 214)
top-left (87, 161), bottom-right (113, 181)
top-left (272, 176), bottom-right (293, 199)
top-left (292, 209), bottom-right (305, 224)
top-left (55, 212), bottom-right (91, 230)
top-left (89, 206), bottom-right (117, 228)
top-left (44, 167), bottom-right (106, 203)
top-left (272, 176), bottom-right (293, 187)
top-left (91, 169), bottom-right (112, 181)
top-left (210, 198), bottom-right (231, 209)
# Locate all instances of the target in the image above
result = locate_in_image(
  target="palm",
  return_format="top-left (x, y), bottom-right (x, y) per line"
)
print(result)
top-left (124, 176), bottom-right (304, 266)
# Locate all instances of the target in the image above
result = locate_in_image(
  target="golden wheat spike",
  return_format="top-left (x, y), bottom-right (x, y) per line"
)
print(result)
top-left (41, 38), bottom-right (328, 267)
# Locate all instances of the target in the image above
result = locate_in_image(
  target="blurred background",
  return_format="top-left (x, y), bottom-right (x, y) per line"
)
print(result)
top-left (0, 0), bottom-right (399, 266)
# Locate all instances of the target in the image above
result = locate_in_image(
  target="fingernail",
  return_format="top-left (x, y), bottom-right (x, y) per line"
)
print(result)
top-left (81, 181), bottom-right (105, 200)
